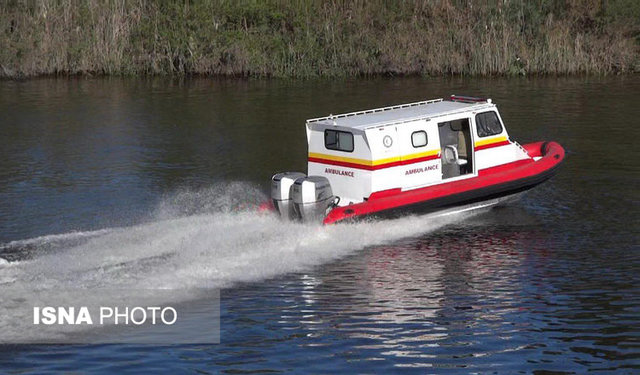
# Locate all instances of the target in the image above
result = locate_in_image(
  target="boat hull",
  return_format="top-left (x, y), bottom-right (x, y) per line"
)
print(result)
top-left (322, 141), bottom-right (564, 224)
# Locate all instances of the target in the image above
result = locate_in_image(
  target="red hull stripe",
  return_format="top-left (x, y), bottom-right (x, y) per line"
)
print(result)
top-left (308, 154), bottom-right (440, 171)
top-left (474, 140), bottom-right (511, 151)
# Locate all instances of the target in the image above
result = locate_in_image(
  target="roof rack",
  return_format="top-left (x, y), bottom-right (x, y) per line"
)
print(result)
top-left (306, 98), bottom-right (444, 124)
top-left (448, 95), bottom-right (491, 104)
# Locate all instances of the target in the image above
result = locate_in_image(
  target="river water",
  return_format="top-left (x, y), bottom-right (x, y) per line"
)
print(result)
top-left (0, 76), bottom-right (638, 373)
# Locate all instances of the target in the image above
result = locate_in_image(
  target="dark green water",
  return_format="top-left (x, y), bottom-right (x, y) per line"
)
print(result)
top-left (0, 76), bottom-right (638, 373)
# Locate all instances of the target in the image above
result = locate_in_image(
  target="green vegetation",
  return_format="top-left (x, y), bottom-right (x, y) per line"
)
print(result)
top-left (1, 0), bottom-right (639, 78)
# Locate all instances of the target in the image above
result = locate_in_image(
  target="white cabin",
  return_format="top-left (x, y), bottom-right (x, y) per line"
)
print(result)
top-left (305, 96), bottom-right (530, 206)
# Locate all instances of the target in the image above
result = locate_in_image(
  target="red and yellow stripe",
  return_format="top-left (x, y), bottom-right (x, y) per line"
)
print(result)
top-left (474, 136), bottom-right (510, 151)
top-left (311, 136), bottom-right (511, 170)
top-left (308, 149), bottom-right (440, 171)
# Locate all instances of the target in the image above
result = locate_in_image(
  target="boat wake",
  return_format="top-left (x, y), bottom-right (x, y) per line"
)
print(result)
top-left (0, 183), bottom-right (479, 290)
top-left (0, 182), bottom-right (479, 342)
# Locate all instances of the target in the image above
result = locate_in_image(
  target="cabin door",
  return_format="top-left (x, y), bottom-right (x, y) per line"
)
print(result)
top-left (438, 118), bottom-right (474, 179)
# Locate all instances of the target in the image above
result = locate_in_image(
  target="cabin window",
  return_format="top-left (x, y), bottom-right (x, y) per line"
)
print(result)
top-left (411, 131), bottom-right (428, 147)
top-left (475, 111), bottom-right (503, 137)
top-left (324, 129), bottom-right (354, 152)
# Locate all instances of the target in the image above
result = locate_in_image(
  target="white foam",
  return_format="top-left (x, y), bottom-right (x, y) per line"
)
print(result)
top-left (0, 183), bottom-right (480, 342)
top-left (8, 210), bottom-right (467, 290)
top-left (0, 229), bottom-right (114, 250)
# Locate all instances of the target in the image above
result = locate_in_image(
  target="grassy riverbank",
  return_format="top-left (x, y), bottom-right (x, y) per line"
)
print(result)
top-left (1, 0), bottom-right (639, 78)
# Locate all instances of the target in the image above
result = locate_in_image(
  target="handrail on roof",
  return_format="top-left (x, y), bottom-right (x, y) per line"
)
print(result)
top-left (449, 95), bottom-right (491, 104)
top-left (306, 98), bottom-right (444, 124)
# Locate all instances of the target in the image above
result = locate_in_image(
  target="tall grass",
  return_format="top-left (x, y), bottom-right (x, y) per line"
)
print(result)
top-left (1, 0), bottom-right (638, 78)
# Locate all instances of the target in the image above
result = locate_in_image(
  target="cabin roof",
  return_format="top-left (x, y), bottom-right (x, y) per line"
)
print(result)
top-left (306, 97), bottom-right (495, 130)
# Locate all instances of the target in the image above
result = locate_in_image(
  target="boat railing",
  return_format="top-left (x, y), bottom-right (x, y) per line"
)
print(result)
top-left (513, 140), bottom-right (529, 156)
top-left (306, 98), bottom-right (444, 124)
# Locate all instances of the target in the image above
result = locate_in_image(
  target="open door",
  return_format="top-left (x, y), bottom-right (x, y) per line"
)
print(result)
top-left (438, 118), bottom-right (473, 179)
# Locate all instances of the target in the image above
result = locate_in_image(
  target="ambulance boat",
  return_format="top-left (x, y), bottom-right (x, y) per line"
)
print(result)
top-left (270, 96), bottom-right (564, 224)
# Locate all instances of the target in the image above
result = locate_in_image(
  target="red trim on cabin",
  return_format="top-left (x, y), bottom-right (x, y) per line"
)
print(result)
top-left (308, 157), bottom-right (374, 170)
top-left (474, 140), bottom-right (511, 151)
top-left (308, 154), bottom-right (440, 171)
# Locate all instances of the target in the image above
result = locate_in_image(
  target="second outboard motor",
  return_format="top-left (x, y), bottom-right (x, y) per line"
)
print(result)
top-left (290, 176), bottom-right (336, 223)
top-left (271, 172), bottom-right (306, 220)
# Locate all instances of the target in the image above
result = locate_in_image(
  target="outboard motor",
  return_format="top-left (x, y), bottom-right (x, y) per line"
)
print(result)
top-left (290, 176), bottom-right (336, 223)
top-left (271, 172), bottom-right (306, 220)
